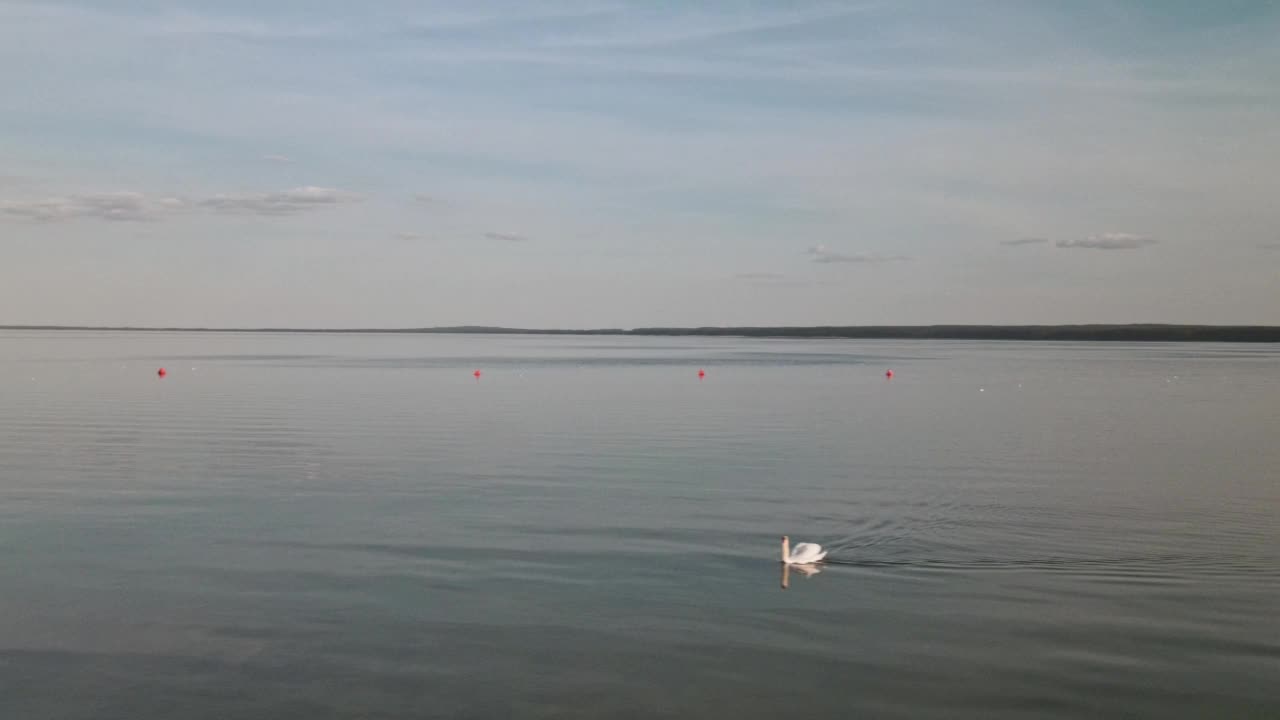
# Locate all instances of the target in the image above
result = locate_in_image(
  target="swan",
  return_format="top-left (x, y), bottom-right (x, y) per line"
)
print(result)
top-left (781, 535), bottom-right (827, 565)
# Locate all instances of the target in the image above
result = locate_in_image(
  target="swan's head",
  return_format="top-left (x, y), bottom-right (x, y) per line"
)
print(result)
top-left (781, 535), bottom-right (789, 542)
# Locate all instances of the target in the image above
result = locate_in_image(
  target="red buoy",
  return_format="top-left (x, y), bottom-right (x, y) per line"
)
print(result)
top-left (885, 369), bottom-right (894, 379)
top-left (697, 368), bottom-right (706, 379)
top-left (473, 369), bottom-right (481, 379)
top-left (157, 367), bottom-right (167, 378)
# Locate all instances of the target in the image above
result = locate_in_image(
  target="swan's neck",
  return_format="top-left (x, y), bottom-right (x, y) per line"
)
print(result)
top-left (781, 536), bottom-right (790, 563)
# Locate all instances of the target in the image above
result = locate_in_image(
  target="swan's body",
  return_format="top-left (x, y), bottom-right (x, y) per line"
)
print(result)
top-left (781, 535), bottom-right (827, 565)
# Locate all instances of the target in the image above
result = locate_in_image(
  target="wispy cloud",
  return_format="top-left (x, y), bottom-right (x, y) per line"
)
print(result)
top-left (483, 231), bottom-right (528, 242)
top-left (395, 232), bottom-right (426, 241)
top-left (0, 192), bottom-right (185, 222)
top-left (1001, 237), bottom-right (1049, 247)
top-left (1056, 233), bottom-right (1157, 250)
top-left (412, 193), bottom-right (450, 208)
top-left (3, 187), bottom-right (358, 222)
top-left (733, 272), bottom-right (840, 288)
top-left (405, 5), bottom-right (623, 33)
top-left (539, 6), bottom-right (874, 51)
top-left (144, 12), bottom-right (344, 40)
top-left (262, 154), bottom-right (293, 163)
top-left (200, 187), bottom-right (359, 216)
top-left (807, 245), bottom-right (910, 264)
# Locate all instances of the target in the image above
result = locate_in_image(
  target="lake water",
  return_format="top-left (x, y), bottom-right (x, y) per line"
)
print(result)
top-left (1, 331), bottom-right (1277, 718)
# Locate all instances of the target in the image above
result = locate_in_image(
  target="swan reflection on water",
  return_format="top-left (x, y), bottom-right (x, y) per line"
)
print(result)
top-left (780, 561), bottom-right (823, 589)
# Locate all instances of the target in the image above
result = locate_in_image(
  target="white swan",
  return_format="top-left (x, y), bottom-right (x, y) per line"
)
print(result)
top-left (781, 535), bottom-right (827, 565)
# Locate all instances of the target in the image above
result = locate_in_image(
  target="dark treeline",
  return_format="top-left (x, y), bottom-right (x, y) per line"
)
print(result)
top-left (624, 325), bottom-right (1280, 342)
top-left (3, 324), bottom-right (1279, 342)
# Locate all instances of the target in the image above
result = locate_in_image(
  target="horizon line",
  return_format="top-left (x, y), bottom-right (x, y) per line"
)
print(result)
top-left (2, 323), bottom-right (1279, 343)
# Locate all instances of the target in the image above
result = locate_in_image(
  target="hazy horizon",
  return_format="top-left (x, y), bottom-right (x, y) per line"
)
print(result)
top-left (2, 1), bottom-right (1278, 327)
top-left (4, 322), bottom-right (1280, 333)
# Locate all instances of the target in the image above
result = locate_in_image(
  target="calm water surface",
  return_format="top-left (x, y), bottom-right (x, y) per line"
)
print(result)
top-left (1, 331), bottom-right (1277, 718)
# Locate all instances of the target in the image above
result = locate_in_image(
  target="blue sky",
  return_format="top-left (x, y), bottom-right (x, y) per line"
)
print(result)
top-left (2, 1), bottom-right (1277, 327)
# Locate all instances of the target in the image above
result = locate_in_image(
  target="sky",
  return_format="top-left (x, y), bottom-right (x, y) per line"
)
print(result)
top-left (1, 0), bottom-right (1277, 328)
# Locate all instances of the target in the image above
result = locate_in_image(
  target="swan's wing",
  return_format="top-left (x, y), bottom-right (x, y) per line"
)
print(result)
top-left (788, 543), bottom-right (825, 563)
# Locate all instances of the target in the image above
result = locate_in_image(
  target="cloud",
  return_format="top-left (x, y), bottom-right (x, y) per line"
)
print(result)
top-left (733, 272), bottom-right (841, 288)
top-left (200, 186), bottom-right (359, 216)
top-left (262, 154), bottom-right (293, 163)
top-left (1056, 233), bottom-right (1157, 250)
top-left (405, 5), bottom-right (621, 33)
top-left (483, 231), bottom-right (528, 242)
top-left (807, 245), bottom-right (910, 264)
top-left (1001, 237), bottom-right (1049, 247)
top-left (537, 6), bottom-right (875, 51)
top-left (3, 187), bottom-right (358, 222)
top-left (395, 232), bottom-right (425, 241)
top-left (0, 192), bottom-right (185, 222)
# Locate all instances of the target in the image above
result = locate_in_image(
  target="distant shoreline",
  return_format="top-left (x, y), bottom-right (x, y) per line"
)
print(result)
top-left (3, 324), bottom-right (1279, 342)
